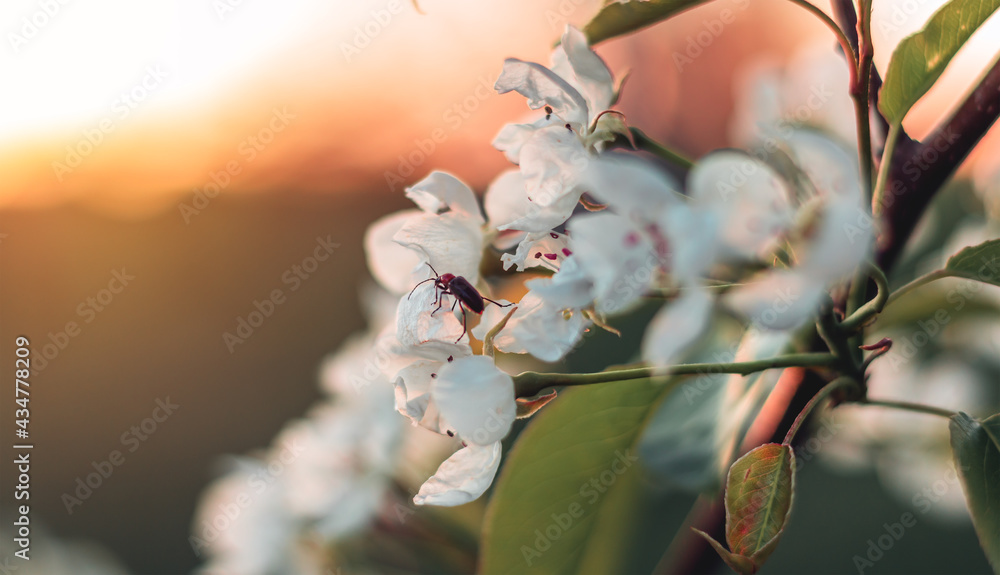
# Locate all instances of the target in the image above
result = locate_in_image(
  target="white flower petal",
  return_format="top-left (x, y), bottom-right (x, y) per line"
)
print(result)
top-left (785, 129), bottom-right (862, 202)
top-left (393, 212), bottom-right (483, 284)
top-left (524, 256), bottom-right (595, 310)
top-left (494, 291), bottom-right (590, 362)
top-left (406, 171), bottom-right (484, 225)
top-left (723, 270), bottom-right (827, 331)
top-left (519, 125), bottom-right (590, 208)
top-left (802, 196), bottom-right (872, 282)
top-left (413, 442), bottom-right (502, 506)
top-left (641, 286), bottom-right (714, 366)
top-left (688, 151), bottom-right (795, 260)
top-left (658, 203), bottom-right (722, 283)
top-left (470, 298), bottom-right (515, 341)
top-left (551, 25), bottom-right (615, 116)
top-left (484, 168), bottom-right (532, 235)
top-left (568, 212), bottom-right (658, 315)
top-left (364, 210), bottom-right (425, 294)
top-left (581, 155), bottom-right (684, 220)
top-left (397, 281), bottom-right (469, 346)
top-left (500, 231), bottom-right (570, 272)
top-left (492, 116), bottom-right (560, 164)
top-left (495, 58), bottom-right (589, 127)
top-left (432, 356), bottom-right (516, 446)
top-left (497, 189), bottom-right (582, 234)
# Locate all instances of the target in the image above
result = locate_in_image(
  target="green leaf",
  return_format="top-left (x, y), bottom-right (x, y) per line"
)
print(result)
top-left (945, 239), bottom-right (1000, 286)
top-left (640, 331), bottom-right (790, 492)
top-left (584, 0), bottom-right (709, 45)
top-left (698, 443), bottom-right (796, 574)
top-left (879, 0), bottom-right (1000, 124)
top-left (481, 376), bottom-right (681, 574)
top-left (949, 412), bottom-right (1000, 572)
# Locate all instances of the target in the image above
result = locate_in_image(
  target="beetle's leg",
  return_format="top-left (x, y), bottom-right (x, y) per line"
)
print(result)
top-left (454, 302), bottom-right (468, 343)
top-left (432, 289), bottom-right (445, 316)
top-left (482, 296), bottom-right (512, 308)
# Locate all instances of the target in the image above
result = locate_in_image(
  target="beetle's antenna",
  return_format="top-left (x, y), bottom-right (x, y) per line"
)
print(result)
top-left (407, 277), bottom-right (436, 299)
top-left (425, 262), bottom-right (439, 276)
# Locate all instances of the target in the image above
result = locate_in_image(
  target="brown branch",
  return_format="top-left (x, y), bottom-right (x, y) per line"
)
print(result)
top-left (877, 53), bottom-right (1000, 268)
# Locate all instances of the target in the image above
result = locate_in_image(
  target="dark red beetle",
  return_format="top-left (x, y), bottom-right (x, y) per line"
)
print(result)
top-left (408, 263), bottom-right (511, 342)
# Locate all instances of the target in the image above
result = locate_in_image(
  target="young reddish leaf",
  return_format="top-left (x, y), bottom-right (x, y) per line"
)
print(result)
top-left (692, 444), bottom-right (796, 574)
top-left (726, 443), bottom-right (795, 562)
top-left (514, 390), bottom-right (557, 419)
top-left (691, 528), bottom-right (757, 575)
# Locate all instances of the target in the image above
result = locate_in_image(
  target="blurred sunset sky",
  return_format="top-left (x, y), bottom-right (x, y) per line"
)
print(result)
top-left (2, 0), bottom-right (997, 218)
top-left (2, 1), bottom-right (999, 573)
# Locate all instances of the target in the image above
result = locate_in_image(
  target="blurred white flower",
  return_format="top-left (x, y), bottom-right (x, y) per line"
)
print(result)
top-left (823, 358), bottom-right (992, 521)
top-left (278, 400), bottom-right (400, 539)
top-left (0, 526), bottom-right (129, 575)
top-left (723, 132), bottom-right (872, 331)
top-left (729, 40), bottom-right (856, 148)
top-left (192, 458), bottom-right (298, 575)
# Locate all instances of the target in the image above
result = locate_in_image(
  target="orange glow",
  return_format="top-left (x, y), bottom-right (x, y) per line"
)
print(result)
top-left (1, 0), bottom-right (998, 218)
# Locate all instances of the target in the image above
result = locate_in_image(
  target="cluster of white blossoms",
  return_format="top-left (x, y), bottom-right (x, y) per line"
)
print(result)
top-left (362, 25), bottom-right (874, 507)
top-left (191, 25), bottom-right (880, 573)
top-left (192, 291), bottom-right (409, 575)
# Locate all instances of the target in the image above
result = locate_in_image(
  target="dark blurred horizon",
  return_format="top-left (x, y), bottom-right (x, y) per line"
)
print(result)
top-left (0, 188), bottom-right (410, 574)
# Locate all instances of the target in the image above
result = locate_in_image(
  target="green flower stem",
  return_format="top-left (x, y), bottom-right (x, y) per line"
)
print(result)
top-left (816, 307), bottom-right (861, 377)
top-left (853, 398), bottom-right (958, 418)
top-left (629, 127), bottom-right (695, 171)
top-left (883, 268), bottom-right (956, 308)
top-left (840, 263), bottom-right (890, 332)
top-left (854, 0), bottom-right (875, 199)
top-left (872, 122), bottom-right (902, 216)
top-left (784, 377), bottom-right (858, 444)
top-left (512, 353), bottom-right (838, 398)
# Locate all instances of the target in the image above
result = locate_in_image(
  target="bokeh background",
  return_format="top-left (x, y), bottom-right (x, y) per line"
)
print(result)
top-left (1, 1), bottom-right (998, 573)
